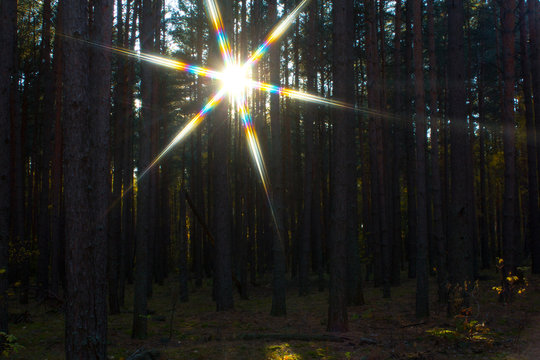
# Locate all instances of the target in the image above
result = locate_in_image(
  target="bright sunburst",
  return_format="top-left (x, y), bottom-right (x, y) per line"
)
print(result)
top-left (221, 63), bottom-right (250, 96)
top-left (101, 0), bottom-right (355, 228)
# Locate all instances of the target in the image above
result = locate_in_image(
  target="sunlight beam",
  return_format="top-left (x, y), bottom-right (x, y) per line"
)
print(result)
top-left (205, 0), bottom-right (234, 65)
top-left (244, 0), bottom-right (310, 68)
top-left (137, 89), bottom-right (226, 181)
top-left (236, 95), bottom-right (282, 240)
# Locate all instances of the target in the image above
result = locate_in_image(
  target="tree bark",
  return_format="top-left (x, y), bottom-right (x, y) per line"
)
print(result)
top-left (212, 0), bottom-right (234, 312)
top-left (0, 0), bottom-right (17, 334)
top-left (37, 0), bottom-right (54, 299)
top-left (63, 0), bottom-right (112, 357)
top-left (412, 0), bottom-right (429, 318)
top-left (427, 0), bottom-right (446, 303)
top-left (501, 0), bottom-right (517, 285)
top-left (268, 0), bottom-right (287, 317)
top-left (328, 0), bottom-right (354, 332)
top-left (300, 0), bottom-right (318, 297)
top-left (132, 0), bottom-right (153, 339)
top-left (529, 0), bottom-right (540, 274)
top-left (447, 0), bottom-right (473, 312)
top-left (520, 0), bottom-right (539, 277)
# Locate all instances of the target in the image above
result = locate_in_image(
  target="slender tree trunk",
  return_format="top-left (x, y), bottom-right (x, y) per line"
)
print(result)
top-left (50, 1), bottom-right (65, 297)
top-left (132, 0), bottom-right (153, 339)
top-left (447, 0), bottom-right (473, 313)
top-left (391, 0), bottom-right (403, 286)
top-left (427, 0), bottom-right (447, 303)
top-left (300, 0), bottom-right (318, 297)
top-left (528, 0), bottom-right (540, 274)
top-left (212, 0), bottom-right (234, 312)
top-left (268, 0), bottom-right (287, 317)
top-left (109, 0), bottom-right (125, 315)
top-left (519, 0), bottom-right (539, 274)
top-left (328, 0), bottom-right (354, 332)
top-left (405, 0), bottom-right (417, 280)
top-left (412, 0), bottom-right (429, 318)
top-left (501, 0), bottom-right (517, 289)
top-left (37, 0), bottom-right (54, 299)
top-left (478, 60), bottom-right (490, 269)
top-left (0, 0), bottom-right (17, 334)
top-left (178, 189), bottom-right (189, 302)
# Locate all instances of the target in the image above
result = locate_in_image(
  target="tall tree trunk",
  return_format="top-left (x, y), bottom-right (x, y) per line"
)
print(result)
top-left (520, 0), bottom-right (539, 277)
top-left (447, 0), bottom-right (473, 313)
top-left (0, 0), bottom-right (17, 334)
top-left (37, 0), bottom-right (54, 299)
top-left (212, 0), bottom-right (234, 312)
top-left (300, 0), bottom-right (318, 297)
top-left (328, 0), bottom-right (354, 332)
top-left (268, 0), bottom-right (287, 317)
top-left (412, 0), bottom-right (429, 318)
top-left (391, 0), bottom-right (403, 286)
top-left (63, 0), bottom-right (112, 357)
top-left (501, 0), bottom-right (517, 289)
top-left (132, 0), bottom-right (153, 339)
top-left (478, 59), bottom-right (490, 270)
top-left (427, 0), bottom-right (446, 303)
top-left (50, 1), bottom-right (65, 297)
top-left (109, 0), bottom-right (125, 316)
top-left (529, 0), bottom-right (540, 274)
top-left (405, 0), bottom-right (417, 280)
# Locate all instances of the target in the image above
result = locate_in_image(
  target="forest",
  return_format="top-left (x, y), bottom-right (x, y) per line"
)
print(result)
top-left (0, 0), bottom-right (539, 358)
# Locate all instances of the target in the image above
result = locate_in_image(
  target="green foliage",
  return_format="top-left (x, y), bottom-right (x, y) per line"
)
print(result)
top-left (0, 332), bottom-right (24, 357)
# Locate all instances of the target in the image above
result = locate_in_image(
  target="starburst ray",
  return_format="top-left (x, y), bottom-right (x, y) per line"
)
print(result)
top-left (236, 95), bottom-right (281, 238)
top-left (244, 0), bottom-right (310, 68)
top-left (248, 80), bottom-right (354, 109)
top-left (205, 0), bottom-right (234, 65)
top-left (60, 33), bottom-right (223, 80)
top-left (137, 89), bottom-right (226, 181)
top-left (249, 80), bottom-right (400, 119)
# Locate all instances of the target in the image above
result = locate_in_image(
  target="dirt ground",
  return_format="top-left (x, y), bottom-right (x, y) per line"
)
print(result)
top-left (6, 269), bottom-right (540, 360)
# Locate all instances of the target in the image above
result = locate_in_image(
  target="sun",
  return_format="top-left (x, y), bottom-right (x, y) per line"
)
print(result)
top-left (221, 63), bottom-right (250, 97)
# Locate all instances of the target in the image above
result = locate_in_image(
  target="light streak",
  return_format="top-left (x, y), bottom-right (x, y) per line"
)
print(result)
top-left (244, 0), bottom-right (309, 68)
top-left (138, 89), bottom-right (226, 181)
top-left (248, 80), bottom-right (354, 110)
top-left (236, 95), bottom-right (281, 239)
top-left (205, 0), bottom-right (234, 65)
top-left (59, 33), bottom-right (223, 80)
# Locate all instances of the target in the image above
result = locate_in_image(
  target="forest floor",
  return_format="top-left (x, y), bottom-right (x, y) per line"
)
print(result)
top-left (6, 268), bottom-right (540, 360)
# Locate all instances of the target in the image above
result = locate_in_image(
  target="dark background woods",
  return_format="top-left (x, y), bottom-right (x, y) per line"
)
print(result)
top-left (0, 0), bottom-right (539, 358)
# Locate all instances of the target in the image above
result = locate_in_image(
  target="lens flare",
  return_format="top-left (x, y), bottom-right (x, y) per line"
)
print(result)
top-left (205, 0), bottom-right (234, 65)
top-left (138, 89), bottom-right (226, 181)
top-left (222, 63), bottom-right (251, 96)
top-left (244, 0), bottom-right (309, 68)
